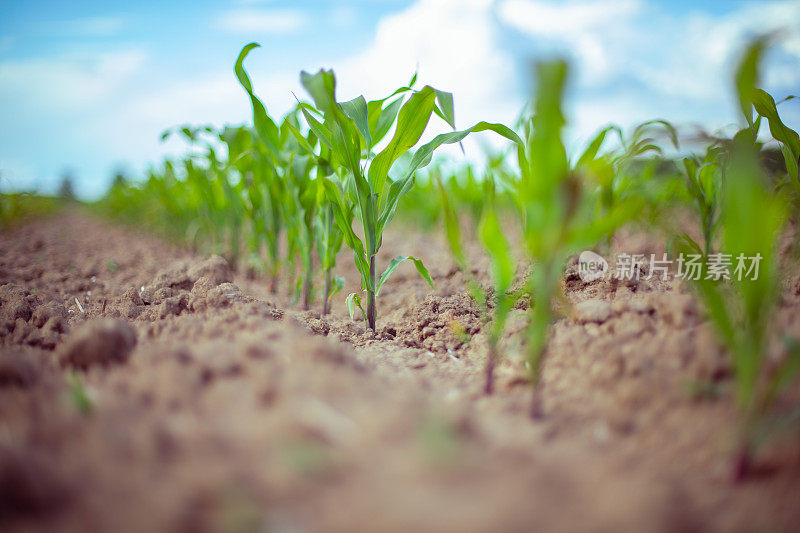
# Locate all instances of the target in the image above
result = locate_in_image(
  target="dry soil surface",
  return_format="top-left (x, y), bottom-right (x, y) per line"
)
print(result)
top-left (1, 210), bottom-right (800, 532)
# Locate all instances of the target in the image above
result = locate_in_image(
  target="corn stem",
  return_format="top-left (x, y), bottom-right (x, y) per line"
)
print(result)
top-left (367, 255), bottom-right (376, 331)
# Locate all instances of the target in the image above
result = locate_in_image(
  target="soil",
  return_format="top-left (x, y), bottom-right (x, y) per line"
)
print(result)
top-left (1, 210), bottom-right (799, 532)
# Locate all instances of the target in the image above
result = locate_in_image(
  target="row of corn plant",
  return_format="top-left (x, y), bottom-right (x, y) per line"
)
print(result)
top-left (675, 38), bottom-right (799, 479)
top-left (437, 60), bottom-right (648, 407)
top-left (94, 39), bottom-right (800, 473)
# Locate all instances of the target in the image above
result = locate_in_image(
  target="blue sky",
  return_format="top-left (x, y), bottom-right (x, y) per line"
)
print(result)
top-left (1, 0), bottom-right (798, 198)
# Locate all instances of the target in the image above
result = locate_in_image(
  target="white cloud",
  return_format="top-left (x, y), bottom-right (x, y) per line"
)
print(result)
top-left (0, 49), bottom-right (147, 110)
top-left (495, 0), bottom-right (800, 140)
top-left (499, 0), bottom-right (641, 38)
top-left (498, 0), bottom-right (642, 84)
top-left (323, 0), bottom-right (521, 165)
top-left (98, 67), bottom-right (299, 167)
top-left (217, 8), bottom-right (307, 34)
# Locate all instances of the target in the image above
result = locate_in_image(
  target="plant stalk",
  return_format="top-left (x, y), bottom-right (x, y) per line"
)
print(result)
top-left (270, 271), bottom-right (278, 294)
top-left (484, 341), bottom-right (497, 395)
top-left (322, 268), bottom-right (332, 315)
top-left (367, 255), bottom-right (376, 332)
top-left (302, 247), bottom-right (312, 311)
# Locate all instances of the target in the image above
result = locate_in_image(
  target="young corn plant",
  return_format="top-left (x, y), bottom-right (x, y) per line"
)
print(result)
top-left (317, 200), bottom-right (346, 314)
top-left (283, 105), bottom-right (348, 315)
top-left (236, 43), bottom-right (324, 303)
top-left (683, 39), bottom-right (799, 479)
top-left (505, 61), bottom-right (636, 417)
top-left (299, 69), bottom-right (521, 331)
top-left (673, 141), bottom-right (727, 258)
top-left (578, 119), bottom-right (678, 250)
top-left (286, 149), bottom-right (319, 309)
top-left (437, 174), bottom-right (516, 394)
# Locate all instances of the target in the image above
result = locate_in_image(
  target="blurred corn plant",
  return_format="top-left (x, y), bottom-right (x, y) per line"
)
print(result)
top-left (577, 119), bottom-right (681, 250)
top-left (236, 44), bottom-right (326, 309)
top-left (678, 38), bottom-right (799, 480)
top-left (0, 190), bottom-right (61, 230)
top-left (506, 61), bottom-right (638, 417)
top-left (676, 142), bottom-right (727, 257)
top-left (436, 62), bottom-right (639, 401)
top-left (437, 173), bottom-right (518, 394)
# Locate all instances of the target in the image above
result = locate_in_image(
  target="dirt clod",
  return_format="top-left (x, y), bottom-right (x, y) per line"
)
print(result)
top-left (187, 255), bottom-right (233, 286)
top-left (0, 350), bottom-right (40, 387)
top-left (58, 319), bottom-right (137, 369)
top-left (0, 446), bottom-right (67, 519)
top-left (0, 284), bottom-right (38, 322)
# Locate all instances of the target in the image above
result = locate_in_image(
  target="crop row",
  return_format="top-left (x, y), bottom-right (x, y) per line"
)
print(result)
top-left (98, 39), bottom-right (800, 477)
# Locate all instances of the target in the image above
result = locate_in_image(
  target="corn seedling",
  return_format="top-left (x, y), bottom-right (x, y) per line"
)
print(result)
top-left (681, 39), bottom-right (799, 479)
top-left (677, 142), bottom-right (727, 257)
top-left (299, 68), bottom-right (521, 331)
top-left (500, 61), bottom-right (636, 417)
top-left (236, 44), bottom-right (326, 308)
top-left (438, 173), bottom-right (517, 394)
top-left (576, 119), bottom-right (678, 251)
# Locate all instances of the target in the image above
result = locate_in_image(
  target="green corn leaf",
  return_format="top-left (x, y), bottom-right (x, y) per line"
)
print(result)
top-left (735, 37), bottom-right (767, 133)
top-left (672, 233), bottom-right (704, 257)
top-left (527, 60), bottom-right (569, 196)
top-left (298, 103), bottom-right (333, 150)
top-left (234, 43), bottom-right (281, 158)
top-left (341, 95), bottom-right (372, 151)
top-left (633, 119), bottom-right (679, 150)
top-left (346, 292), bottom-right (367, 321)
top-left (752, 88), bottom-right (800, 181)
top-left (435, 175), bottom-right (465, 269)
top-left (368, 86), bottom-right (437, 195)
top-left (376, 255), bottom-right (434, 296)
top-left (320, 176), bottom-right (371, 284)
top-left (328, 276), bottom-right (345, 302)
top-left (300, 69), bottom-right (362, 175)
top-left (300, 69), bottom-right (377, 256)
top-left (370, 96), bottom-right (405, 146)
top-left (575, 125), bottom-right (620, 168)
top-left (284, 120), bottom-right (319, 157)
top-left (698, 163), bottom-right (718, 203)
top-left (479, 208), bottom-right (514, 292)
top-left (434, 89), bottom-right (456, 129)
top-left (632, 138), bottom-right (662, 156)
top-left (377, 121), bottom-right (525, 238)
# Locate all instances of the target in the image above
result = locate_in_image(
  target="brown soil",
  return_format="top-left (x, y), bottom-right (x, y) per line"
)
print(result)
top-left (1, 210), bottom-right (799, 532)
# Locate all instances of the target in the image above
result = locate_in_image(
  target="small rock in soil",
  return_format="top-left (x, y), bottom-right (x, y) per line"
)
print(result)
top-left (187, 255), bottom-right (232, 286)
top-left (58, 319), bottom-right (137, 369)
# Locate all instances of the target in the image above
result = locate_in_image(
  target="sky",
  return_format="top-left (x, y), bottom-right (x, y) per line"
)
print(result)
top-left (0, 0), bottom-right (799, 199)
